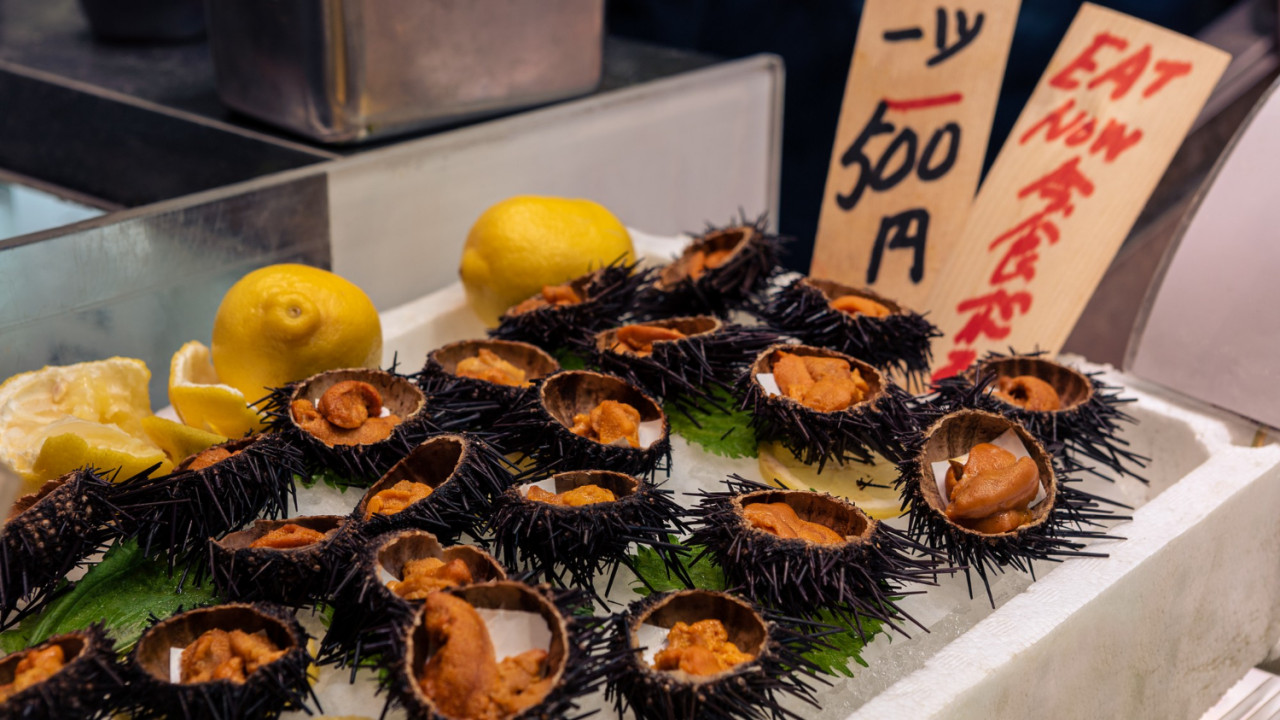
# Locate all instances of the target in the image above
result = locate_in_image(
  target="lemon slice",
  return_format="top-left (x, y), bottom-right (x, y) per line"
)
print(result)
top-left (30, 418), bottom-right (173, 482)
top-left (757, 442), bottom-right (905, 519)
top-left (169, 341), bottom-right (265, 438)
top-left (141, 415), bottom-right (227, 466)
top-left (0, 357), bottom-right (157, 485)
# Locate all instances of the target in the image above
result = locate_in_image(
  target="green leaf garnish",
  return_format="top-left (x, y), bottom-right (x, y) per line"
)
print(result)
top-left (667, 387), bottom-right (757, 458)
top-left (0, 540), bottom-right (219, 654)
top-left (296, 468), bottom-right (351, 491)
top-left (803, 609), bottom-right (883, 677)
top-left (630, 541), bottom-right (725, 596)
top-left (553, 349), bottom-right (589, 371)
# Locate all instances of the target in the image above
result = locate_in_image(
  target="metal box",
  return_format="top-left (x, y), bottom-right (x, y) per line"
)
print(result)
top-left (205, 0), bottom-right (604, 144)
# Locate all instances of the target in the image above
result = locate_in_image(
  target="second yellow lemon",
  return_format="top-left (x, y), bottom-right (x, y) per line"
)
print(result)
top-left (459, 196), bottom-right (633, 326)
top-left (211, 264), bottom-right (382, 403)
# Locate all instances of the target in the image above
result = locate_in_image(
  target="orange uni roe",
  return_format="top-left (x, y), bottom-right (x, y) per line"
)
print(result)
top-left (612, 324), bottom-right (687, 355)
top-left (180, 629), bottom-right (286, 684)
top-left (292, 381), bottom-right (402, 447)
top-left (944, 443), bottom-right (1040, 534)
top-left (186, 446), bottom-right (243, 471)
top-left (772, 352), bottom-right (870, 412)
top-left (527, 484), bottom-right (616, 507)
top-left (829, 295), bottom-right (892, 318)
top-left (509, 284), bottom-right (583, 316)
top-left (456, 349), bottom-right (528, 387)
top-left (652, 619), bottom-right (753, 676)
top-left (388, 557), bottom-right (474, 600)
top-left (569, 400), bottom-right (642, 448)
top-left (0, 645), bottom-right (65, 701)
top-left (419, 593), bottom-right (555, 720)
top-left (249, 523), bottom-right (327, 550)
top-left (743, 502), bottom-right (844, 544)
top-left (367, 480), bottom-right (434, 518)
top-left (992, 375), bottom-right (1062, 412)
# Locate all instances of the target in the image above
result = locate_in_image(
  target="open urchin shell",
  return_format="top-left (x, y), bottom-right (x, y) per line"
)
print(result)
top-left (262, 367), bottom-right (434, 486)
top-left (208, 515), bottom-right (354, 607)
top-left (389, 580), bottom-right (611, 720)
top-left (489, 470), bottom-right (689, 598)
top-left (930, 351), bottom-right (1148, 482)
top-left (352, 433), bottom-right (512, 544)
top-left (897, 409), bottom-right (1126, 604)
top-left (417, 339), bottom-right (560, 429)
top-left (755, 276), bottom-right (940, 386)
top-left (607, 589), bottom-right (824, 720)
top-left (741, 344), bottom-right (918, 469)
top-left (686, 476), bottom-right (947, 634)
top-left (320, 529), bottom-right (506, 669)
top-left (126, 603), bottom-right (314, 720)
top-left (587, 316), bottom-right (778, 411)
top-left (1, 469), bottom-right (118, 629)
top-left (0, 625), bottom-right (122, 720)
top-left (111, 433), bottom-right (305, 566)
top-left (635, 219), bottom-right (785, 319)
top-left (496, 370), bottom-right (671, 477)
top-left (489, 260), bottom-right (649, 352)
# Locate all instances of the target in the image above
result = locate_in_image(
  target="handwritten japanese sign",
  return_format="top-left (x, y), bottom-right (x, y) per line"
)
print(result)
top-left (926, 3), bottom-right (1229, 380)
top-left (811, 0), bottom-right (1020, 308)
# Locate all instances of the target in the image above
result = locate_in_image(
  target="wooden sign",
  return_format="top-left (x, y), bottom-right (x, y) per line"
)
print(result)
top-left (811, 0), bottom-right (1021, 308)
top-left (927, 3), bottom-right (1229, 380)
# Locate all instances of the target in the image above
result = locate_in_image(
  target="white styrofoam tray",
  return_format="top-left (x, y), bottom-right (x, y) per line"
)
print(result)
top-left (359, 234), bottom-right (1280, 720)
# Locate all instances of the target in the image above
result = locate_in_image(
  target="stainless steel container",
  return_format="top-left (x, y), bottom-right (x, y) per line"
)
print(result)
top-left (205, 0), bottom-right (604, 144)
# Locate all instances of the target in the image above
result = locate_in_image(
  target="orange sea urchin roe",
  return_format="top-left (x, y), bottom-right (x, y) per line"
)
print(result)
top-left (612, 324), bottom-right (687, 355)
top-left (527, 484), bottom-right (616, 507)
top-left (456, 349), bottom-right (529, 387)
top-left (388, 557), bottom-right (474, 600)
top-left (509, 284), bottom-right (583, 316)
top-left (180, 629), bottom-right (286, 684)
top-left (420, 593), bottom-right (555, 720)
top-left (250, 523), bottom-right (327, 550)
top-left (0, 645), bottom-right (65, 701)
top-left (829, 295), bottom-right (892, 318)
top-left (186, 446), bottom-right (244, 471)
top-left (568, 400), bottom-right (642, 448)
top-left (367, 480), bottom-right (434, 518)
top-left (944, 443), bottom-right (1040, 533)
top-left (652, 619), bottom-right (753, 676)
top-left (743, 502), bottom-right (844, 544)
top-left (684, 247), bottom-right (735, 282)
top-left (772, 352), bottom-right (870, 412)
top-left (992, 375), bottom-right (1062, 412)
top-left (291, 381), bottom-right (402, 447)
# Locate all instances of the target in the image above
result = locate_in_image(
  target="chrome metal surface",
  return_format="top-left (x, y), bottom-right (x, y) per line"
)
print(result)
top-left (206, 0), bottom-right (604, 144)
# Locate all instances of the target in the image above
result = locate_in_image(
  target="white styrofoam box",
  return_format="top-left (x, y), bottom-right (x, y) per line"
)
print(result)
top-left (326, 54), bottom-right (782, 311)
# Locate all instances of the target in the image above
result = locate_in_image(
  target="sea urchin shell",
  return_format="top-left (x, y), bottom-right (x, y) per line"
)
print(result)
top-left (208, 515), bottom-right (354, 607)
top-left (417, 339), bottom-right (560, 429)
top-left (489, 260), bottom-right (648, 352)
top-left (0, 625), bottom-right (122, 720)
top-left (635, 219), bottom-right (784, 319)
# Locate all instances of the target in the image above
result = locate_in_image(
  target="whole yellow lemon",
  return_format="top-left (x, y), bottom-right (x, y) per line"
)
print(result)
top-left (459, 196), bottom-right (634, 326)
top-left (211, 264), bottom-right (381, 402)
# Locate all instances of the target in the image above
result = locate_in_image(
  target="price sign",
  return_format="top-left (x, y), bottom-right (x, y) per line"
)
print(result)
top-left (927, 3), bottom-right (1229, 380)
top-left (811, 0), bottom-right (1021, 308)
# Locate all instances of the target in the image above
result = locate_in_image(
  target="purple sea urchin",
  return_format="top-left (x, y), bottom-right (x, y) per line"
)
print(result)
top-left (207, 515), bottom-right (354, 607)
top-left (496, 370), bottom-right (671, 477)
top-left (111, 434), bottom-right (304, 568)
top-left (125, 603), bottom-right (314, 720)
top-left (635, 219), bottom-right (785, 319)
top-left (417, 339), bottom-right (560, 430)
top-left (262, 367), bottom-right (434, 486)
top-left (388, 581), bottom-right (611, 720)
top-left (351, 434), bottom-right (512, 544)
top-left (755, 277), bottom-right (940, 387)
top-left (1, 469), bottom-right (119, 629)
top-left (686, 477), bottom-right (948, 634)
top-left (0, 625), bottom-right (122, 720)
top-left (489, 260), bottom-right (649, 352)
top-left (489, 470), bottom-right (690, 598)
top-left (741, 344), bottom-right (917, 469)
top-left (897, 409), bottom-right (1127, 604)
top-left (606, 589), bottom-right (825, 720)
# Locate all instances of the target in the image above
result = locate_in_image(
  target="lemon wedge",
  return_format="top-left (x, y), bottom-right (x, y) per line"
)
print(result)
top-left (141, 415), bottom-right (227, 466)
top-left (169, 341), bottom-right (265, 438)
top-left (30, 418), bottom-right (172, 482)
top-left (0, 358), bottom-right (159, 486)
top-left (757, 442), bottom-right (906, 520)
